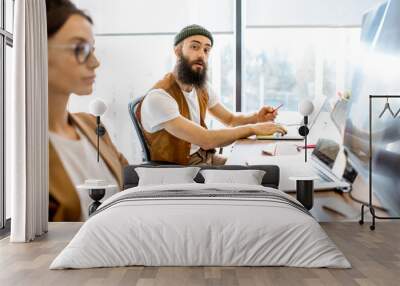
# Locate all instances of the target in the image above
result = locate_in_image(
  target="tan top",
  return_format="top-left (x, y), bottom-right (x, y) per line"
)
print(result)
top-left (49, 112), bottom-right (128, 222)
top-left (137, 73), bottom-right (210, 165)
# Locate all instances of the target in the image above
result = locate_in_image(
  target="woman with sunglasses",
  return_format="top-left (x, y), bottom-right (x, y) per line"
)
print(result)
top-left (47, 0), bottom-right (128, 221)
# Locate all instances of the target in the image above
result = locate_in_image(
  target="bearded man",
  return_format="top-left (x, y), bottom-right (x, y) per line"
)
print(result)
top-left (137, 24), bottom-right (286, 165)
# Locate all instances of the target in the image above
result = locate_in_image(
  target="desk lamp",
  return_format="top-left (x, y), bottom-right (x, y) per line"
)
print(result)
top-left (293, 100), bottom-right (316, 210)
top-left (298, 100), bottom-right (314, 162)
top-left (83, 99), bottom-right (108, 215)
top-left (89, 99), bottom-right (107, 162)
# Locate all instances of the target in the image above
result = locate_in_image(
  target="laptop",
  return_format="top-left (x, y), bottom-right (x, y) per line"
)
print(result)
top-left (279, 138), bottom-right (351, 192)
top-left (256, 95), bottom-right (328, 140)
top-left (310, 138), bottom-right (351, 190)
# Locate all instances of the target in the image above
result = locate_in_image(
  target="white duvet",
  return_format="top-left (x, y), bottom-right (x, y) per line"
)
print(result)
top-left (50, 183), bottom-right (351, 269)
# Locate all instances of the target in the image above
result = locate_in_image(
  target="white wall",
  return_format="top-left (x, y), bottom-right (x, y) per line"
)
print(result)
top-left (76, 0), bottom-right (234, 33)
top-left (68, 35), bottom-right (176, 164)
top-left (70, 0), bottom-right (234, 163)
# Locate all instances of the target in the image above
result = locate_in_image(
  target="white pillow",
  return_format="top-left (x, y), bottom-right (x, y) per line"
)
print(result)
top-left (200, 169), bottom-right (266, 185)
top-left (135, 167), bottom-right (201, 186)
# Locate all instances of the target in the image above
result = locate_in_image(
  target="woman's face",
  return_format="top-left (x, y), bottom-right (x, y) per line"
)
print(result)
top-left (48, 14), bottom-right (100, 96)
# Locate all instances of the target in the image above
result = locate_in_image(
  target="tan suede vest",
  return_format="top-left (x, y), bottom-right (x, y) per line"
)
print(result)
top-left (49, 113), bottom-right (128, 221)
top-left (137, 73), bottom-right (209, 165)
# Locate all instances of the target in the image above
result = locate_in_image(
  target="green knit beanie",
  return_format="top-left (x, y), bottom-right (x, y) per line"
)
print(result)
top-left (174, 24), bottom-right (214, 47)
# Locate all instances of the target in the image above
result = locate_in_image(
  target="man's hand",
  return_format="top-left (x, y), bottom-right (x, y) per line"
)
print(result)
top-left (257, 106), bottom-right (278, 122)
top-left (251, 122), bottom-right (287, 136)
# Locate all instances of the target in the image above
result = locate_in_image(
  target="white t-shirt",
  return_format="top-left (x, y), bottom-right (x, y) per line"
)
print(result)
top-left (49, 128), bottom-right (119, 221)
top-left (140, 83), bottom-right (219, 154)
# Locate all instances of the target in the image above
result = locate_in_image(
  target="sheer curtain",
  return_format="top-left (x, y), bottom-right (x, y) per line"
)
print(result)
top-left (9, 0), bottom-right (48, 242)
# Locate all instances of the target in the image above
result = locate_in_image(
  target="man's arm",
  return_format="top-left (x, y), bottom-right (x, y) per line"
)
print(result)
top-left (208, 103), bottom-right (277, 127)
top-left (162, 115), bottom-right (286, 150)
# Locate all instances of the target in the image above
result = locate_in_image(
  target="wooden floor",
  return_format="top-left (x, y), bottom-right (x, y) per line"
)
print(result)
top-left (0, 222), bottom-right (399, 286)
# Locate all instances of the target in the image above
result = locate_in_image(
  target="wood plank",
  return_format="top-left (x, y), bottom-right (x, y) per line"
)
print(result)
top-left (0, 222), bottom-right (399, 286)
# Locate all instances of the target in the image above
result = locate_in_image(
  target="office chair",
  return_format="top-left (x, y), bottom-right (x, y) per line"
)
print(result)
top-left (128, 96), bottom-right (223, 164)
top-left (128, 96), bottom-right (152, 163)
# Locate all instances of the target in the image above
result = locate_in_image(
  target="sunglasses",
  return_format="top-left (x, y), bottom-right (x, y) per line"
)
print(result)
top-left (49, 42), bottom-right (95, 64)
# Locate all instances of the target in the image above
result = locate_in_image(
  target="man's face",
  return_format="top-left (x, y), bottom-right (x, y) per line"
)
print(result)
top-left (175, 35), bottom-right (212, 88)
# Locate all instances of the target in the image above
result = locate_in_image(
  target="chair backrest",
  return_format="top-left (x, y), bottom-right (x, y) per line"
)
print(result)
top-left (128, 96), bottom-right (151, 162)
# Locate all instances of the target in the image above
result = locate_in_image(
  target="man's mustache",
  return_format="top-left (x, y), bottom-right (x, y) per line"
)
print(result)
top-left (191, 59), bottom-right (206, 66)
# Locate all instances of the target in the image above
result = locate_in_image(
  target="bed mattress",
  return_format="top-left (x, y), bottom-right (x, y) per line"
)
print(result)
top-left (50, 183), bottom-right (350, 269)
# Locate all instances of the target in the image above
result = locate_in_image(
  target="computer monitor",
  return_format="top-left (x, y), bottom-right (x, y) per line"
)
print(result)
top-left (343, 0), bottom-right (400, 216)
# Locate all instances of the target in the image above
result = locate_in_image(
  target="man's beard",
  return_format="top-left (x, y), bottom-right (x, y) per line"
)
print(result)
top-left (176, 55), bottom-right (208, 88)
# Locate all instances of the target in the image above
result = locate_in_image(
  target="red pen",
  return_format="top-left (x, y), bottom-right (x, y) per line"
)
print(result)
top-left (304, 144), bottom-right (316, 148)
top-left (296, 144), bottom-right (316, 151)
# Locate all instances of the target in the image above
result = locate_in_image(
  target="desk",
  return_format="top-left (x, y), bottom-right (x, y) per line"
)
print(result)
top-left (226, 112), bottom-right (344, 191)
top-left (226, 111), bottom-right (387, 221)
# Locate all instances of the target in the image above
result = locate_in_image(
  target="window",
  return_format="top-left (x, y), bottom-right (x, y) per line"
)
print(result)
top-left (5, 0), bottom-right (13, 33)
top-left (244, 27), bottom-right (360, 112)
top-left (1, 0), bottom-right (13, 231)
top-left (243, 0), bottom-right (382, 112)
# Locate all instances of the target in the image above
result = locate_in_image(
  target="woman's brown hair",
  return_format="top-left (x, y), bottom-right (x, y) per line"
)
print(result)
top-left (46, 0), bottom-right (93, 38)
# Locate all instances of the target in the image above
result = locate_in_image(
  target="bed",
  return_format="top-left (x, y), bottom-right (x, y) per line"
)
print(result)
top-left (50, 165), bottom-right (350, 269)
